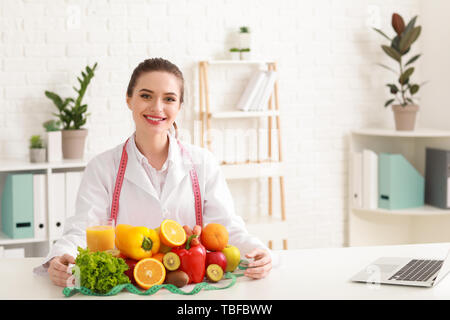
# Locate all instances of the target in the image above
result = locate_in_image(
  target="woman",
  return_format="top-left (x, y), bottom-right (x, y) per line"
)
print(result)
top-left (35, 58), bottom-right (273, 287)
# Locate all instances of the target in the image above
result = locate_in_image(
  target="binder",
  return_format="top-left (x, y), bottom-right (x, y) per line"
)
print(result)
top-left (362, 149), bottom-right (378, 209)
top-left (65, 171), bottom-right (83, 219)
top-left (49, 172), bottom-right (66, 240)
top-left (33, 174), bottom-right (48, 239)
top-left (425, 148), bottom-right (450, 209)
top-left (1, 173), bottom-right (34, 239)
top-left (378, 153), bottom-right (424, 210)
top-left (351, 152), bottom-right (363, 208)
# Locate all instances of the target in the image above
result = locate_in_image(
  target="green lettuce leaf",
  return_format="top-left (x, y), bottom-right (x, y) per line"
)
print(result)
top-left (74, 247), bottom-right (130, 294)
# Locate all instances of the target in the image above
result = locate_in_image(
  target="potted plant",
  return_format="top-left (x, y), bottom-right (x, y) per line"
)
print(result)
top-left (240, 48), bottom-right (251, 60)
top-left (239, 26), bottom-right (251, 49)
top-left (45, 62), bottom-right (98, 159)
top-left (29, 135), bottom-right (46, 163)
top-left (373, 13), bottom-right (422, 131)
top-left (43, 119), bottom-right (62, 162)
top-left (229, 48), bottom-right (240, 60)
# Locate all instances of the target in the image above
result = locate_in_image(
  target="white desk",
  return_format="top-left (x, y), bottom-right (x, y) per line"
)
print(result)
top-left (2, 242), bottom-right (450, 300)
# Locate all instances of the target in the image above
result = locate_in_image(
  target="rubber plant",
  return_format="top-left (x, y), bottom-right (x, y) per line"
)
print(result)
top-left (45, 62), bottom-right (98, 130)
top-left (373, 13), bottom-right (422, 108)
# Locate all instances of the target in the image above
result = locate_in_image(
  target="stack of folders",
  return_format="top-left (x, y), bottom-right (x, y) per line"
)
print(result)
top-left (236, 70), bottom-right (278, 112)
top-left (351, 150), bottom-right (425, 210)
top-left (1, 171), bottom-right (83, 240)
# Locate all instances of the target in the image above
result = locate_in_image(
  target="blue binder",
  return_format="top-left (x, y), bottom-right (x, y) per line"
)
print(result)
top-left (378, 153), bottom-right (425, 210)
top-left (1, 173), bottom-right (34, 238)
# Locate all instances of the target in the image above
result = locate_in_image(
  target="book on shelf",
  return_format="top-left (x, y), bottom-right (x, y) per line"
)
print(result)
top-left (236, 71), bottom-right (266, 112)
top-left (49, 173), bottom-right (66, 240)
top-left (236, 70), bottom-right (277, 112)
top-left (252, 70), bottom-right (277, 111)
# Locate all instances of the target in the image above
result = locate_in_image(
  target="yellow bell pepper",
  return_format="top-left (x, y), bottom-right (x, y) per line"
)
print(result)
top-left (115, 224), bottom-right (160, 260)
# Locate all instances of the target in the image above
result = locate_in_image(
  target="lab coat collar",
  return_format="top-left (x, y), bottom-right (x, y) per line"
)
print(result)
top-left (131, 132), bottom-right (175, 171)
top-left (123, 132), bottom-right (191, 202)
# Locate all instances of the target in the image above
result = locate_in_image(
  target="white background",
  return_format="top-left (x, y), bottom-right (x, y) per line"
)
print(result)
top-left (1, 0), bottom-right (447, 250)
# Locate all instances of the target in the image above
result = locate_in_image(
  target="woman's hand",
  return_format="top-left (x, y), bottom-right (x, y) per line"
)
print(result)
top-left (48, 254), bottom-right (75, 287)
top-left (244, 248), bottom-right (272, 279)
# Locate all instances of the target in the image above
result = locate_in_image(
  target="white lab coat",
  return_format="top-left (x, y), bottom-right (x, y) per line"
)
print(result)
top-left (34, 132), bottom-right (271, 273)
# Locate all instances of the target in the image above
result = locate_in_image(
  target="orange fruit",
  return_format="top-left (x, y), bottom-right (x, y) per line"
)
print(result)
top-left (160, 219), bottom-right (186, 247)
top-left (134, 258), bottom-right (166, 290)
top-left (153, 252), bottom-right (164, 263)
top-left (200, 223), bottom-right (229, 251)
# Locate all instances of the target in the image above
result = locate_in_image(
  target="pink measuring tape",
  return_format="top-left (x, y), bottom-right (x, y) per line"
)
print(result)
top-left (110, 138), bottom-right (203, 227)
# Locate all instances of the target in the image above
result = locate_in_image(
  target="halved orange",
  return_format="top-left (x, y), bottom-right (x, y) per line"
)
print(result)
top-left (133, 258), bottom-right (166, 290)
top-left (160, 219), bottom-right (186, 247)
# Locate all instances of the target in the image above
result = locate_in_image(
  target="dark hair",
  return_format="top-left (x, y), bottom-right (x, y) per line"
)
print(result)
top-left (126, 58), bottom-right (184, 103)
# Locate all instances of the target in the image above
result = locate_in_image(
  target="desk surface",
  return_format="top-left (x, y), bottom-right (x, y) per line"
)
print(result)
top-left (2, 242), bottom-right (450, 300)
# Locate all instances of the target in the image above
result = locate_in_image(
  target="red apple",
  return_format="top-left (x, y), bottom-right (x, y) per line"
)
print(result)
top-left (206, 251), bottom-right (227, 272)
top-left (122, 257), bottom-right (138, 284)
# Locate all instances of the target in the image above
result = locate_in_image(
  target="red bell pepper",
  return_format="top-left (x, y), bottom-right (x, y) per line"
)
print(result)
top-left (171, 235), bottom-right (206, 284)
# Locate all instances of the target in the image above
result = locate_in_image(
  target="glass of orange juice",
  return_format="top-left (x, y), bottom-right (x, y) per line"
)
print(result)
top-left (86, 217), bottom-right (115, 252)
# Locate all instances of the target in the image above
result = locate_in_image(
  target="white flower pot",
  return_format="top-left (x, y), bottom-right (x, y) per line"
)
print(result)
top-left (230, 51), bottom-right (240, 60)
top-left (47, 131), bottom-right (63, 162)
top-left (30, 148), bottom-right (46, 163)
top-left (240, 51), bottom-right (251, 60)
top-left (239, 33), bottom-right (251, 49)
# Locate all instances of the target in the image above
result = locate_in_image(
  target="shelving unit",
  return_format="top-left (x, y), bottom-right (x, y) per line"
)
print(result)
top-left (348, 128), bottom-right (450, 247)
top-left (198, 60), bottom-right (288, 250)
top-left (0, 159), bottom-right (86, 257)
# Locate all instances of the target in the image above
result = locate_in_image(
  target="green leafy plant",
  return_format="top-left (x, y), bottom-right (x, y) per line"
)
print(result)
top-left (239, 26), bottom-right (250, 33)
top-left (373, 13), bottom-right (422, 107)
top-left (45, 62), bottom-right (98, 130)
top-left (230, 47), bottom-right (240, 52)
top-left (43, 119), bottom-right (61, 132)
top-left (30, 135), bottom-right (44, 149)
top-left (73, 247), bottom-right (130, 294)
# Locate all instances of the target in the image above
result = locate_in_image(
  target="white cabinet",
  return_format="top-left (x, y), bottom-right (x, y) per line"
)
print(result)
top-left (0, 159), bottom-right (86, 257)
top-left (349, 128), bottom-right (450, 246)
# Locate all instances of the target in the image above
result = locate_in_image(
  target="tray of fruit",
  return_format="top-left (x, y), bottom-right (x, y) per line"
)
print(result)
top-left (63, 220), bottom-right (248, 297)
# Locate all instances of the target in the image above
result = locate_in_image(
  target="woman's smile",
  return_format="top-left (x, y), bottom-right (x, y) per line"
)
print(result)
top-left (143, 114), bottom-right (167, 125)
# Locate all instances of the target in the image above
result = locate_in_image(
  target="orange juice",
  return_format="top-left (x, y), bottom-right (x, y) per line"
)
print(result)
top-left (86, 225), bottom-right (115, 252)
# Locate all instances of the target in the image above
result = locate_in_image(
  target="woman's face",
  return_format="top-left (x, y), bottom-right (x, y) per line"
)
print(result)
top-left (126, 71), bottom-right (182, 137)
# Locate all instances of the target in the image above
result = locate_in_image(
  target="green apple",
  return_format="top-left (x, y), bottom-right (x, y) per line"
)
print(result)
top-left (222, 245), bottom-right (240, 272)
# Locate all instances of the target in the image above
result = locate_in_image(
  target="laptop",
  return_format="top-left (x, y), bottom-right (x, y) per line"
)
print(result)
top-left (350, 249), bottom-right (450, 287)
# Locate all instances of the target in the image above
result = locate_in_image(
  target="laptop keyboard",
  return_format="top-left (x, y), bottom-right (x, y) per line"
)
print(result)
top-left (388, 259), bottom-right (444, 282)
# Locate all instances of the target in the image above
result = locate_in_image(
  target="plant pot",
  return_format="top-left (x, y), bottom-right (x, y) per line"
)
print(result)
top-left (240, 51), bottom-right (251, 60)
top-left (30, 148), bottom-right (46, 163)
top-left (62, 129), bottom-right (88, 159)
top-left (46, 131), bottom-right (63, 162)
top-left (392, 104), bottom-right (419, 131)
top-left (230, 51), bottom-right (240, 60)
top-left (239, 33), bottom-right (251, 49)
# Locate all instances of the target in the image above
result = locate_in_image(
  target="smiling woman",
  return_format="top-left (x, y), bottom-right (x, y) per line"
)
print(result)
top-left (38, 57), bottom-right (273, 287)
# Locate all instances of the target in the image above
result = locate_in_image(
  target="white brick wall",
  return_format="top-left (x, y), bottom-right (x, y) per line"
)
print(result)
top-left (0, 0), bottom-right (422, 250)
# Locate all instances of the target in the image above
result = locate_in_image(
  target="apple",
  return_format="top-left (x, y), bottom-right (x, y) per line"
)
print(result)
top-left (221, 245), bottom-right (240, 272)
top-left (123, 257), bottom-right (138, 285)
top-left (206, 251), bottom-right (227, 272)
